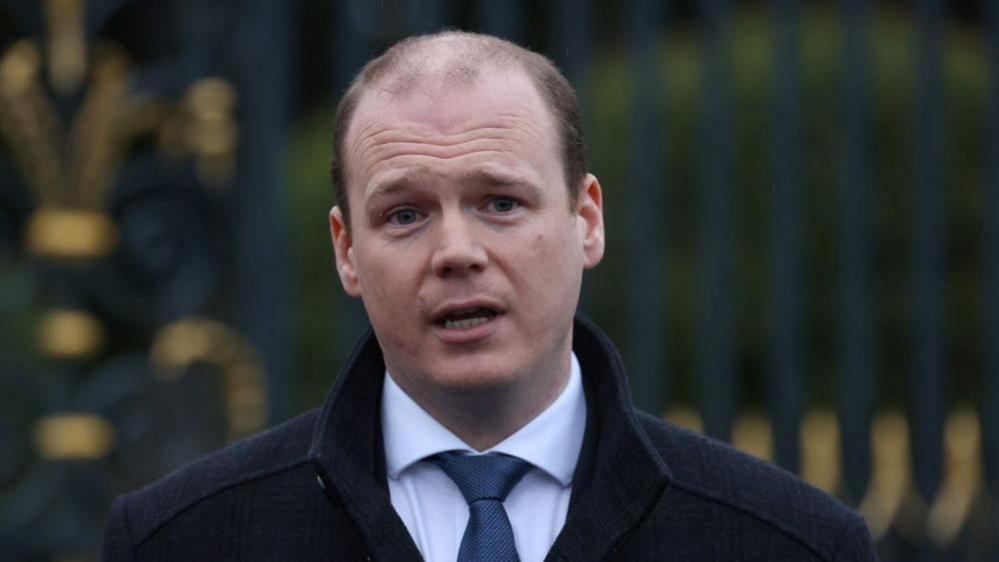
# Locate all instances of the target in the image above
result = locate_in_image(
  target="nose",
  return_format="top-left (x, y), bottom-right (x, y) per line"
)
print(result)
top-left (430, 211), bottom-right (487, 278)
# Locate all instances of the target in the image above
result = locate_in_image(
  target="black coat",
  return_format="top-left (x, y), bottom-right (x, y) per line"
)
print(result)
top-left (103, 317), bottom-right (878, 561)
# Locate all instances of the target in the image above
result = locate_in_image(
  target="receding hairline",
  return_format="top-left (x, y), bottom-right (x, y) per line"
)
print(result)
top-left (358, 32), bottom-right (534, 92)
top-left (343, 38), bottom-right (555, 162)
top-left (332, 30), bottom-right (588, 226)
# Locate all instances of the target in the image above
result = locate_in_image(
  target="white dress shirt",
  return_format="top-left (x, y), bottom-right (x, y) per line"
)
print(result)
top-left (382, 353), bottom-right (587, 562)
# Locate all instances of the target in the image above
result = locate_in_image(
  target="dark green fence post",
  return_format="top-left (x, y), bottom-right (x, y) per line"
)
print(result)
top-left (839, 0), bottom-right (876, 506)
top-left (983, 0), bottom-right (999, 559)
top-left (770, 0), bottom-right (804, 474)
top-left (407, 0), bottom-right (446, 33)
top-left (236, 0), bottom-right (294, 423)
top-left (479, 0), bottom-right (523, 43)
top-left (625, 0), bottom-right (668, 415)
top-left (331, 0), bottom-right (372, 361)
top-left (911, 0), bottom-right (947, 559)
top-left (698, 0), bottom-right (736, 441)
top-left (553, 0), bottom-right (594, 316)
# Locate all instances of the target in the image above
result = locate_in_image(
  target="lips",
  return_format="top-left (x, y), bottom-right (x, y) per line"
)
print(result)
top-left (431, 300), bottom-right (505, 331)
top-left (439, 307), bottom-right (498, 330)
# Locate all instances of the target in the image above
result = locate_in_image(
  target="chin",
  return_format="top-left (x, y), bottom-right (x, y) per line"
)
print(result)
top-left (430, 361), bottom-right (525, 395)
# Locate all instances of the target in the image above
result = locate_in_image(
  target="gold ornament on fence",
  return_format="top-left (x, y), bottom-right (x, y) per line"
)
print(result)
top-left (665, 406), bottom-right (984, 546)
top-left (151, 318), bottom-right (269, 441)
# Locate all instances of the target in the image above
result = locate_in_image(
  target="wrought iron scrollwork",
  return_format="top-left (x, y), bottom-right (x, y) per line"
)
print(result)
top-left (0, 2), bottom-right (265, 559)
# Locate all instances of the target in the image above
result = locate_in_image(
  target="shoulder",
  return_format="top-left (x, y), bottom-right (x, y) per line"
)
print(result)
top-left (635, 411), bottom-right (874, 561)
top-left (109, 409), bottom-right (319, 547)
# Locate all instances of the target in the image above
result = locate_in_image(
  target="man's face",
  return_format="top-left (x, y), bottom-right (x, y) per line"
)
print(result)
top-left (330, 65), bottom-right (604, 402)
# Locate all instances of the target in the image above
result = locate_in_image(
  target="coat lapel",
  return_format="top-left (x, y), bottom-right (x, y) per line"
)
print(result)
top-left (546, 317), bottom-right (673, 561)
top-left (309, 328), bottom-right (424, 561)
top-left (308, 318), bottom-right (671, 562)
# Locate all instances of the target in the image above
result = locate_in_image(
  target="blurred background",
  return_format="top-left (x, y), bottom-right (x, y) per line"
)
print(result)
top-left (0, 0), bottom-right (995, 560)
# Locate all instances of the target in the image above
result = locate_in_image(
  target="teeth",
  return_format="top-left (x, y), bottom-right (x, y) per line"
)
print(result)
top-left (444, 316), bottom-right (492, 330)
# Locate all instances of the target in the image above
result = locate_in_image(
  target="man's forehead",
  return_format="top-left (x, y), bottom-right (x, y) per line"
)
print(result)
top-left (346, 64), bottom-right (551, 146)
top-left (363, 60), bottom-right (532, 108)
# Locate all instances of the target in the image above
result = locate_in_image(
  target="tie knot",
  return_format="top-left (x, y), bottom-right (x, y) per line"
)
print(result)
top-left (433, 452), bottom-right (531, 504)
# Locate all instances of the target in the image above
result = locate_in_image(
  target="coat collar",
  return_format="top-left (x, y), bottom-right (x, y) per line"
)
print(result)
top-left (308, 316), bottom-right (672, 562)
top-left (546, 316), bottom-right (673, 561)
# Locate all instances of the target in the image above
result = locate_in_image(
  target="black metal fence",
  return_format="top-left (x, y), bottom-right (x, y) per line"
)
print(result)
top-left (0, 1), bottom-right (995, 560)
top-left (0, 1), bottom-right (289, 558)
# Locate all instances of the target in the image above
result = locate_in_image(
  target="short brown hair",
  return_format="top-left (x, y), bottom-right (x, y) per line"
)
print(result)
top-left (331, 31), bottom-right (587, 227)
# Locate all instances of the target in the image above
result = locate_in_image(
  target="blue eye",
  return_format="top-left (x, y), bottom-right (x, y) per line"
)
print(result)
top-left (388, 208), bottom-right (421, 225)
top-left (488, 197), bottom-right (519, 213)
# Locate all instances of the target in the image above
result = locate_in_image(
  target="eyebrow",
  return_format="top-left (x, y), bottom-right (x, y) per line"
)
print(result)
top-left (365, 168), bottom-right (543, 210)
top-left (460, 169), bottom-right (544, 202)
top-left (460, 169), bottom-right (534, 190)
top-left (364, 169), bottom-right (429, 209)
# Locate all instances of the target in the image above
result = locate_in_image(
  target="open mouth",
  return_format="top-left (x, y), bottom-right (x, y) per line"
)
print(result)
top-left (436, 307), bottom-right (500, 330)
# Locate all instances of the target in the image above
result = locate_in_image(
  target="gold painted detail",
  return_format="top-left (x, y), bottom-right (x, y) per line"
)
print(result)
top-left (0, 39), bottom-right (40, 95)
top-left (800, 410), bottom-right (840, 494)
top-left (152, 319), bottom-right (268, 440)
top-left (858, 413), bottom-right (910, 540)
top-left (0, 40), bottom-right (65, 206)
top-left (25, 208), bottom-right (117, 258)
top-left (45, 0), bottom-right (86, 95)
top-left (663, 407), bottom-right (983, 545)
top-left (34, 412), bottom-right (115, 460)
top-left (70, 43), bottom-right (131, 210)
top-left (927, 409), bottom-right (981, 545)
top-left (732, 410), bottom-right (773, 463)
top-left (0, 39), bottom-right (132, 212)
top-left (37, 308), bottom-right (105, 358)
top-left (0, 35), bottom-right (239, 236)
top-left (665, 406), bottom-right (703, 434)
top-left (154, 77), bottom-right (239, 186)
top-left (185, 79), bottom-right (238, 186)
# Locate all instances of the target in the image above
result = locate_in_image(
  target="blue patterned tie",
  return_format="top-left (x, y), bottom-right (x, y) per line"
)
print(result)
top-left (434, 452), bottom-right (531, 562)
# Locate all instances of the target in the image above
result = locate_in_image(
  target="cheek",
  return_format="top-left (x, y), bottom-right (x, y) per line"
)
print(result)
top-left (530, 227), bottom-right (581, 278)
top-left (356, 245), bottom-right (423, 313)
top-left (511, 227), bottom-right (583, 303)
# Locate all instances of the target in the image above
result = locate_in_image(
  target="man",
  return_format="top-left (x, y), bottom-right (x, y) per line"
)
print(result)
top-left (103, 31), bottom-right (877, 561)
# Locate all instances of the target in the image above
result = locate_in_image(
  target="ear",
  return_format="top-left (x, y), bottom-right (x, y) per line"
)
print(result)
top-left (330, 206), bottom-right (362, 297)
top-left (576, 173), bottom-right (605, 269)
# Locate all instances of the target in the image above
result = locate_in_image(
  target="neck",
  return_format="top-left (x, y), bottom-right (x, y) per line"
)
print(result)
top-left (389, 353), bottom-right (572, 451)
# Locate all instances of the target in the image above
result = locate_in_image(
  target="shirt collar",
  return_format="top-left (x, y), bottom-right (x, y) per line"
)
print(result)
top-left (381, 353), bottom-right (587, 487)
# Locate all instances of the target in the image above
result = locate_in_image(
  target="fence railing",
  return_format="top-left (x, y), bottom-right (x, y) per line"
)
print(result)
top-left (0, 1), bottom-right (994, 560)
